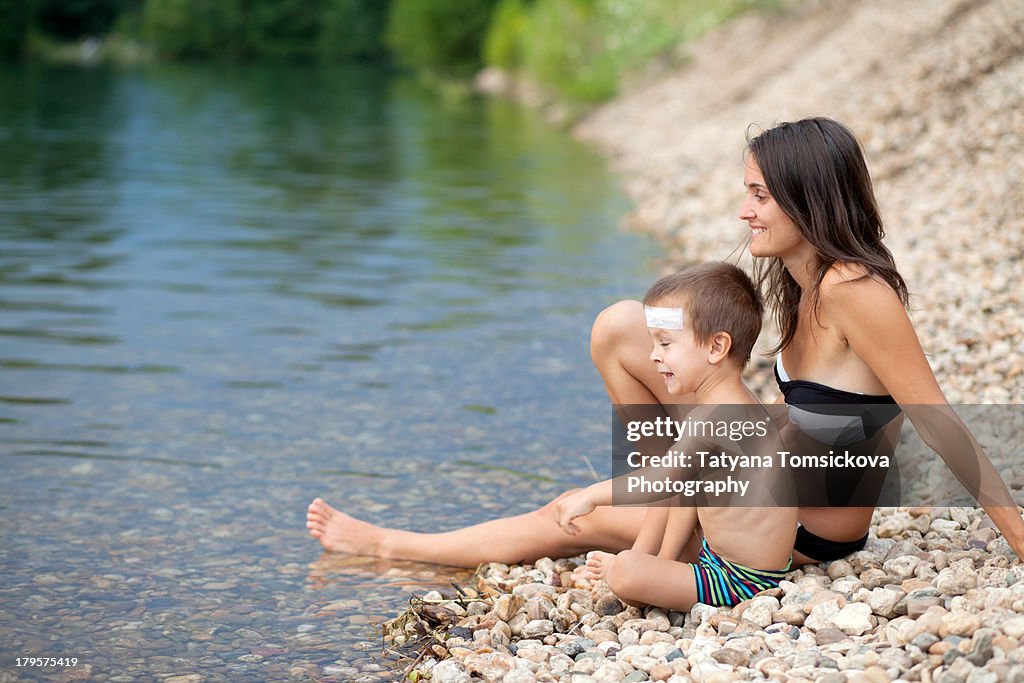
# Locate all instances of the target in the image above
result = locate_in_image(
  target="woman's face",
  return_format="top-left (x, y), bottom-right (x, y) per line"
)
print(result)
top-left (739, 156), bottom-right (805, 258)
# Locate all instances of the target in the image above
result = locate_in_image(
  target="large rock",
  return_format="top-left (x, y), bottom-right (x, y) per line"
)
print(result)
top-left (832, 603), bottom-right (874, 636)
top-left (804, 599), bottom-right (842, 632)
top-left (935, 565), bottom-right (978, 596)
top-left (866, 587), bottom-right (905, 618)
top-left (521, 619), bottom-right (554, 639)
top-left (429, 660), bottom-right (472, 683)
top-left (939, 613), bottom-right (981, 638)
top-left (743, 596), bottom-right (780, 628)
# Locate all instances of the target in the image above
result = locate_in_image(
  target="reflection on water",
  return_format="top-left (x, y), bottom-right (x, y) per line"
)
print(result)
top-left (0, 62), bottom-right (657, 679)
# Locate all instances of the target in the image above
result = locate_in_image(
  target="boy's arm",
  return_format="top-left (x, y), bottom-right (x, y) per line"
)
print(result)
top-left (554, 479), bottom-right (613, 535)
top-left (632, 506), bottom-right (668, 554)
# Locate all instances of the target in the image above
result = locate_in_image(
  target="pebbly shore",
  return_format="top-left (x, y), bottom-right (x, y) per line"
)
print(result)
top-left (393, 505), bottom-right (1024, 682)
top-left (383, 1), bottom-right (1024, 681)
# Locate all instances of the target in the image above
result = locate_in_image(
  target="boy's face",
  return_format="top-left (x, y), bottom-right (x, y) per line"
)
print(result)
top-left (647, 323), bottom-right (709, 396)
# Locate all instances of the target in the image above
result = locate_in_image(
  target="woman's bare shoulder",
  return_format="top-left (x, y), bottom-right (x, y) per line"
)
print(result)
top-left (820, 262), bottom-right (899, 303)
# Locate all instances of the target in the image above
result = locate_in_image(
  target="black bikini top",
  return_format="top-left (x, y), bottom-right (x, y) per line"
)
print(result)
top-left (774, 356), bottom-right (901, 444)
top-left (774, 356), bottom-right (898, 406)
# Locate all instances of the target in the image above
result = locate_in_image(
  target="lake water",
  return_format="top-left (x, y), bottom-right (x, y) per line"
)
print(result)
top-left (0, 63), bottom-right (658, 681)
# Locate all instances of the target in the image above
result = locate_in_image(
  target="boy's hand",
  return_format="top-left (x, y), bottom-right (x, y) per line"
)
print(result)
top-left (555, 489), bottom-right (596, 535)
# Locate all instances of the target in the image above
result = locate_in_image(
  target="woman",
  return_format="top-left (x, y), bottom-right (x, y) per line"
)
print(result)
top-left (307, 117), bottom-right (1024, 566)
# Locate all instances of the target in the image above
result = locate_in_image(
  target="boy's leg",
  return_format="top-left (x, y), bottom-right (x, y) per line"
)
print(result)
top-left (603, 550), bottom-right (701, 611)
top-left (578, 505), bottom-right (668, 582)
top-left (307, 490), bottom-right (647, 567)
top-left (582, 505), bottom-right (700, 584)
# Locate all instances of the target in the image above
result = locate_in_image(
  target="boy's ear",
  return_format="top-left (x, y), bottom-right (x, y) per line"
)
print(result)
top-left (708, 332), bottom-right (733, 364)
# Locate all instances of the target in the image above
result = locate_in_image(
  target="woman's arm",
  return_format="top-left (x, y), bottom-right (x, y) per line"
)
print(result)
top-left (825, 274), bottom-right (1024, 556)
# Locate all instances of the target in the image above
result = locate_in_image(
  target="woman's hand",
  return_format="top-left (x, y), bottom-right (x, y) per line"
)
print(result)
top-left (555, 488), bottom-right (596, 535)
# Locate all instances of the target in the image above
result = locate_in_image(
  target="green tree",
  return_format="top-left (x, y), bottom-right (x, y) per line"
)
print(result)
top-left (0, 0), bottom-right (34, 58)
top-left (387, 0), bottom-right (498, 74)
top-left (36, 0), bottom-right (140, 39)
top-left (246, 0), bottom-right (327, 61)
top-left (320, 0), bottom-right (391, 62)
top-left (143, 0), bottom-right (244, 59)
top-left (484, 0), bottom-right (530, 70)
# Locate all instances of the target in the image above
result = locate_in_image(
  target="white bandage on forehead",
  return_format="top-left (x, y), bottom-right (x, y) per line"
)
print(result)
top-left (644, 305), bottom-right (685, 330)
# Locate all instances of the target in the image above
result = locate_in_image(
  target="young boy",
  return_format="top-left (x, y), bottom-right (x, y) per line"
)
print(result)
top-left (555, 262), bottom-right (796, 610)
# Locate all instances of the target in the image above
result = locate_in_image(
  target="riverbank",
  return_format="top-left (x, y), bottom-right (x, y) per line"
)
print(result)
top-left (392, 1), bottom-right (1024, 681)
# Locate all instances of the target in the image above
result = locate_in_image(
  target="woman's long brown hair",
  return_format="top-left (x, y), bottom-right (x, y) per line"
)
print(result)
top-left (747, 117), bottom-right (909, 355)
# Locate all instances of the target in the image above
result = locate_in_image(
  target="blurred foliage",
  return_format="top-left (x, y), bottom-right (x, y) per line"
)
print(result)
top-left (142, 0), bottom-right (246, 59)
top-left (141, 0), bottom-right (392, 62)
top-left (1, 0), bottom-right (141, 58)
top-left (386, 0), bottom-right (498, 75)
top-left (2, 0), bottom-right (775, 110)
top-left (0, 0), bottom-right (34, 58)
top-left (485, 0), bottom-right (778, 102)
top-left (4, 0), bottom-right (392, 62)
top-left (484, 0), bottom-right (529, 70)
top-left (36, 0), bottom-right (141, 39)
top-left (320, 0), bottom-right (391, 61)
top-left (246, 0), bottom-right (327, 61)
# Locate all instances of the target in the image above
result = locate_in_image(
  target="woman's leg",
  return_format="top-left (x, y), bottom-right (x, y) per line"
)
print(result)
top-left (590, 300), bottom-right (682, 406)
top-left (307, 300), bottom-right (674, 567)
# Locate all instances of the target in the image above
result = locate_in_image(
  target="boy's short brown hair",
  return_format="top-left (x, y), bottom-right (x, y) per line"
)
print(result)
top-left (643, 262), bottom-right (763, 366)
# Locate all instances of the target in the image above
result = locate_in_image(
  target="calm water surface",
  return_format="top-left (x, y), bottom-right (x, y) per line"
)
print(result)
top-left (0, 63), bottom-right (658, 681)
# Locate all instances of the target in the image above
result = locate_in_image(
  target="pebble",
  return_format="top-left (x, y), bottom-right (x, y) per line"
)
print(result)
top-left (833, 603), bottom-right (874, 636)
top-left (940, 613), bottom-right (982, 638)
top-left (521, 619), bottom-right (554, 638)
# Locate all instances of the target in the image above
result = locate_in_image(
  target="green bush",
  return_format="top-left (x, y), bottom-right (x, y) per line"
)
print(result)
top-left (246, 0), bottom-right (326, 61)
top-left (520, 0), bottom-right (617, 103)
top-left (486, 0), bottom-right (778, 104)
top-left (144, 0), bottom-right (375, 61)
top-left (386, 0), bottom-right (498, 74)
top-left (143, 0), bottom-right (245, 59)
top-left (0, 0), bottom-right (34, 58)
top-left (36, 0), bottom-right (138, 39)
top-left (483, 0), bottom-right (529, 70)
top-left (320, 0), bottom-right (391, 61)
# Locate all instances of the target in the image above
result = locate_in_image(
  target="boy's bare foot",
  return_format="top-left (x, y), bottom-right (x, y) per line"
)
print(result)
top-left (306, 498), bottom-right (382, 556)
top-left (575, 550), bottom-right (617, 581)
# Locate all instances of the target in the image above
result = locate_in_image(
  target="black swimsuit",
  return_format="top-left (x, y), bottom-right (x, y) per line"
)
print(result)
top-left (774, 357), bottom-right (901, 444)
top-left (775, 357), bottom-right (902, 561)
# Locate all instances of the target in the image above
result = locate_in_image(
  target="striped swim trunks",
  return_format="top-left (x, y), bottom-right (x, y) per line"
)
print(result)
top-left (691, 538), bottom-right (791, 606)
